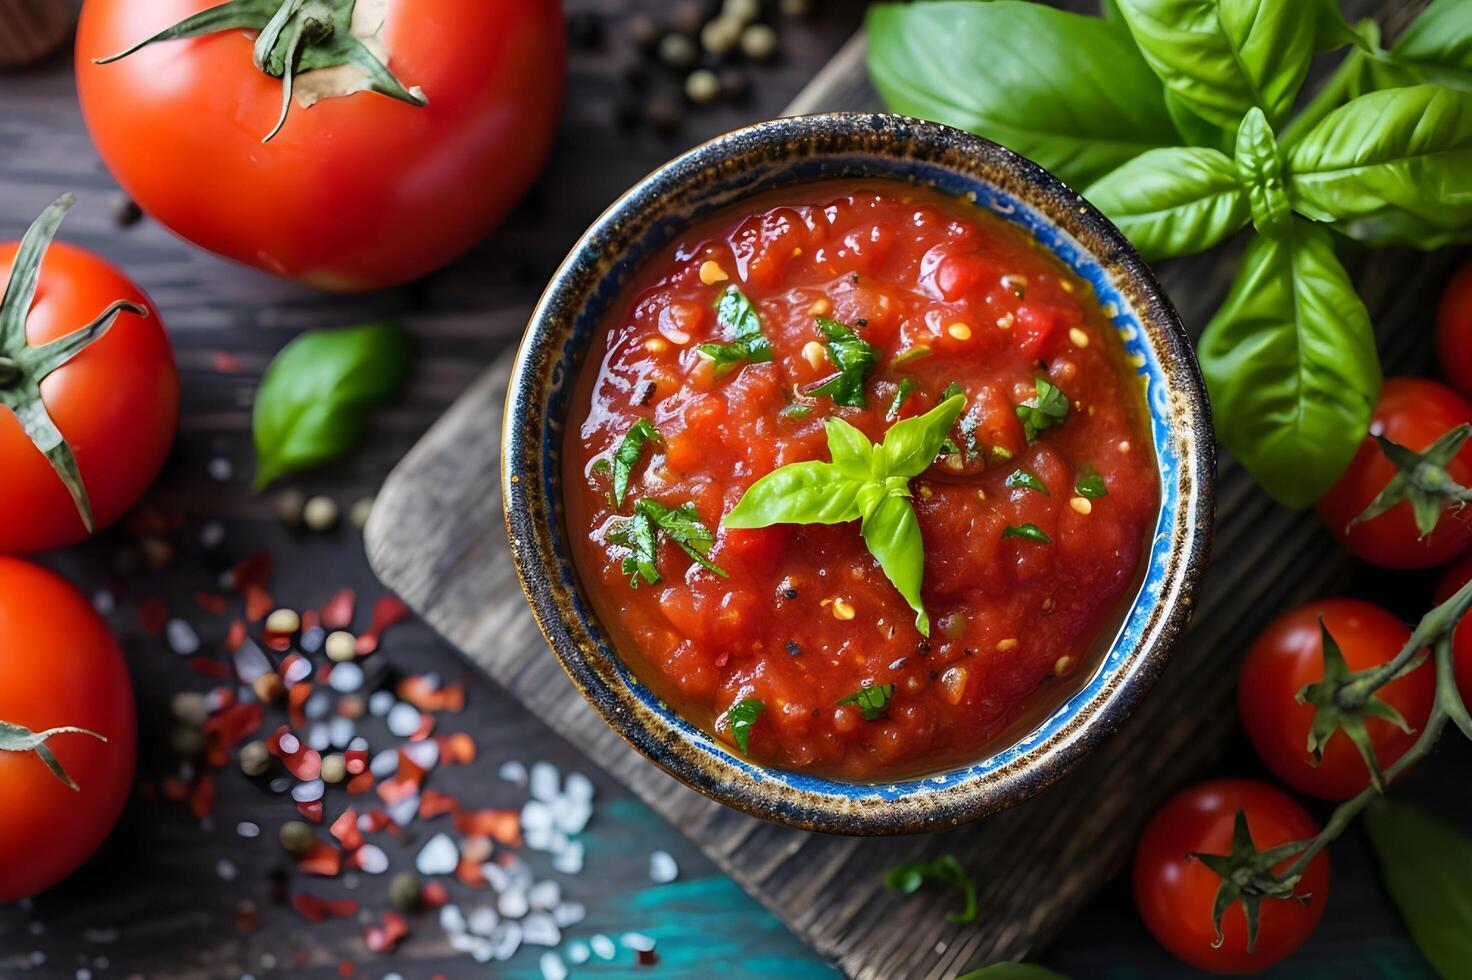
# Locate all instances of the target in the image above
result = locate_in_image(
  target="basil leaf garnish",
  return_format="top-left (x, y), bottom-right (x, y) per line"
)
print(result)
top-left (699, 286), bottom-right (773, 377)
top-left (867, 1), bottom-right (1178, 185)
top-left (609, 419), bottom-right (659, 509)
top-left (253, 322), bottom-right (411, 489)
top-left (810, 317), bottom-right (877, 408)
top-left (636, 499), bottom-right (728, 578)
top-left (725, 698), bottom-right (765, 756)
top-left (1006, 469), bottom-right (1049, 495)
top-left (837, 683), bottom-right (895, 721)
top-left (886, 378), bottom-right (916, 421)
top-left (1016, 376), bottom-right (1070, 444)
top-left (1364, 798), bottom-right (1472, 980)
top-left (1199, 220), bottom-right (1379, 507)
top-left (884, 854), bottom-right (978, 925)
top-left (891, 345), bottom-right (932, 367)
top-left (1075, 467), bottom-right (1109, 499)
top-left (1003, 523), bottom-right (1052, 544)
top-left (1084, 146), bottom-right (1249, 260)
top-left (725, 396), bottom-right (966, 635)
top-left (607, 508), bottom-right (659, 587)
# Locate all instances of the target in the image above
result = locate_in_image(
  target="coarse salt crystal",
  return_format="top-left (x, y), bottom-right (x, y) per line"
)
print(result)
top-left (304, 692), bottom-right (332, 721)
top-left (216, 859), bottom-right (238, 881)
top-left (468, 906), bottom-right (499, 936)
top-left (439, 904), bottom-right (467, 935)
top-left (233, 639), bottom-right (271, 681)
top-left (566, 941), bottom-right (590, 964)
top-left (328, 716), bottom-right (355, 749)
top-left (528, 879), bottom-right (560, 910)
top-left (386, 703), bottom-right (421, 737)
top-left (328, 662), bottom-right (364, 693)
top-left (489, 921), bottom-right (523, 961)
top-left (498, 760), bottom-right (527, 783)
top-left (416, 832), bottom-right (459, 875)
top-left (540, 953), bottom-right (568, 980)
top-left (92, 590), bottom-right (116, 615)
top-left (552, 842), bottom-right (584, 875)
top-left (554, 798), bottom-right (593, 835)
top-left (291, 780), bottom-right (324, 803)
top-left (306, 724), bottom-right (331, 752)
top-left (498, 888), bottom-right (529, 919)
top-left (553, 901), bottom-right (586, 927)
top-left (356, 844), bottom-right (388, 874)
top-left (523, 913), bottom-right (560, 947)
top-left (589, 934), bottom-right (616, 960)
top-left (529, 761), bottom-right (560, 802)
top-left (402, 739), bottom-right (439, 770)
top-left (369, 749), bottom-right (399, 779)
top-left (368, 690), bottom-right (395, 716)
top-left (650, 850), bottom-right (679, 883)
top-left (562, 771), bottom-right (594, 802)
top-left (236, 821), bottom-right (260, 839)
top-left (621, 932), bottom-right (656, 952)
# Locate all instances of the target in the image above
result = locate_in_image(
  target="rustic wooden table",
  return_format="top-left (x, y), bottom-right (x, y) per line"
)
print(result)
top-left (0, 2), bottom-right (1466, 979)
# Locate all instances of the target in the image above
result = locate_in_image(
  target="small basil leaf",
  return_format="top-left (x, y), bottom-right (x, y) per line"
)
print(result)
top-left (861, 494), bottom-right (929, 636)
top-left (607, 510), bottom-right (659, 587)
top-left (836, 682), bottom-right (895, 721)
top-left (1075, 467), bottom-right (1109, 499)
top-left (725, 698), bottom-right (765, 756)
top-left (881, 394), bottom-right (967, 480)
top-left (810, 317), bottom-right (877, 408)
top-left (1364, 798), bottom-right (1472, 980)
top-left (886, 377), bottom-right (916, 421)
top-left (610, 419), bottom-right (659, 509)
top-left (700, 286), bottom-right (773, 377)
top-left (1085, 146), bottom-right (1249, 260)
top-left (1198, 220), bottom-right (1380, 507)
top-left (636, 499), bottom-right (728, 578)
top-left (1234, 107), bottom-right (1291, 238)
top-left (825, 416), bottom-right (876, 478)
top-left (1016, 376), bottom-right (1070, 444)
top-left (1113, 0), bottom-right (1321, 130)
top-left (252, 322), bottom-right (411, 489)
top-left (1286, 85), bottom-right (1472, 249)
top-left (1006, 469), bottom-right (1049, 495)
top-left (1003, 523), bottom-right (1052, 544)
top-left (866, 1), bottom-right (1177, 186)
top-left (722, 462), bottom-right (866, 529)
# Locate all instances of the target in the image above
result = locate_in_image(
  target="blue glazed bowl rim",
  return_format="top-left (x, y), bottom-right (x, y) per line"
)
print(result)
top-left (503, 113), bottom-right (1214, 835)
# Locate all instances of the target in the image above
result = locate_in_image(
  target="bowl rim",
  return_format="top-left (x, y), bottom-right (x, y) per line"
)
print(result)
top-left (503, 111), bottom-right (1215, 835)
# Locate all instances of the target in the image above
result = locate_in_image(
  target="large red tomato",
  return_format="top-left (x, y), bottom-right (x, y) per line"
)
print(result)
top-left (1134, 779), bottom-right (1329, 974)
top-left (1238, 599), bottom-right (1432, 800)
top-left (1437, 258), bottom-right (1472, 401)
top-left (1316, 377), bottom-right (1472, 569)
top-left (75, 0), bottom-right (565, 292)
top-left (1434, 552), bottom-right (1472, 705)
top-left (0, 200), bottom-right (178, 554)
top-left (0, 558), bottom-right (136, 902)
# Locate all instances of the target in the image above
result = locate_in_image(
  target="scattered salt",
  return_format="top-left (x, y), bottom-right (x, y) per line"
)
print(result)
top-left (369, 748), bottom-right (399, 778)
top-left (216, 858), bottom-right (238, 882)
top-left (590, 934), bottom-right (617, 960)
top-left (368, 690), bottom-right (395, 716)
top-left (327, 661), bottom-right (364, 693)
top-left (402, 739), bottom-right (438, 770)
top-left (552, 901), bottom-right (586, 927)
top-left (529, 761), bottom-right (560, 802)
top-left (356, 844), bottom-right (388, 874)
top-left (386, 702), bottom-right (421, 737)
top-left (489, 921), bottom-right (523, 961)
top-left (416, 833), bottom-right (459, 876)
top-left (552, 841), bottom-right (585, 875)
top-left (439, 904), bottom-right (467, 935)
top-left (621, 931), bottom-right (656, 952)
top-left (540, 951), bottom-right (568, 980)
top-left (165, 619), bottom-right (200, 655)
top-left (528, 879), bottom-right (560, 910)
top-left (650, 850), bottom-right (679, 883)
top-left (290, 780), bottom-right (324, 803)
top-left (468, 906), bottom-right (499, 936)
top-left (498, 760), bottom-right (527, 783)
top-left (566, 940), bottom-right (590, 964)
top-left (306, 723), bottom-right (331, 751)
top-left (235, 821), bottom-right (260, 839)
top-left (498, 888), bottom-right (529, 919)
top-left (522, 912), bottom-right (560, 947)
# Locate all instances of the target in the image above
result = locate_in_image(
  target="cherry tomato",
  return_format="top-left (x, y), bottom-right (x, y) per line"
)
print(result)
top-left (1238, 599), bottom-right (1432, 800)
top-left (1434, 552), bottom-right (1472, 705)
top-left (1316, 377), bottom-right (1472, 569)
top-left (0, 227), bottom-right (178, 554)
top-left (1437, 258), bottom-right (1472, 401)
top-left (1134, 779), bottom-right (1329, 974)
top-left (75, 0), bottom-right (565, 291)
top-left (0, 558), bottom-right (136, 902)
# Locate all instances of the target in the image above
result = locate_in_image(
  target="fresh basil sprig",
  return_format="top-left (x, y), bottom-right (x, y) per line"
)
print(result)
top-left (870, 0), bottom-right (1472, 508)
top-left (1364, 798), bottom-right (1472, 979)
top-left (253, 322), bottom-right (411, 489)
top-left (724, 395), bottom-right (966, 635)
top-left (699, 286), bottom-right (773, 377)
top-left (884, 854), bottom-right (978, 924)
top-left (810, 317), bottom-right (877, 408)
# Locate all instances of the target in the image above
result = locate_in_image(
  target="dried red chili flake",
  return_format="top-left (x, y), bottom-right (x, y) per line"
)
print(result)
top-left (290, 892), bottom-right (357, 923)
top-left (299, 839), bottom-right (343, 876)
top-left (191, 772), bottom-right (215, 819)
top-left (230, 550), bottom-right (272, 592)
top-left (338, 696), bottom-right (365, 720)
top-left (297, 799), bottom-right (324, 824)
top-left (244, 585), bottom-right (273, 624)
top-left (235, 900), bottom-right (260, 933)
top-left (213, 351), bottom-right (241, 373)
top-left (187, 657), bottom-right (233, 679)
top-left (280, 653), bottom-right (312, 687)
top-left (419, 789), bottom-right (461, 820)
top-left (408, 715), bottom-right (436, 742)
top-left (454, 809), bottom-right (522, 847)
top-left (301, 608), bottom-right (321, 632)
top-left (355, 595), bottom-right (410, 655)
top-left (364, 911), bottom-right (408, 954)
top-left (438, 732), bottom-right (477, 766)
top-left (320, 588), bottom-right (357, 630)
top-left (376, 778), bottom-right (417, 807)
top-left (330, 808), bottom-right (364, 851)
top-left (288, 683), bottom-right (313, 731)
top-left (420, 882), bottom-right (449, 908)
top-left (455, 856), bottom-right (487, 888)
top-left (345, 772), bottom-right (375, 795)
top-left (397, 676), bottom-right (466, 714)
top-left (162, 774), bottom-right (190, 802)
top-left (345, 744), bottom-right (368, 776)
top-left (361, 809), bottom-right (394, 833)
top-left (396, 748), bottom-right (427, 787)
top-left (138, 598), bottom-right (169, 635)
top-left (204, 702), bottom-right (264, 750)
top-left (338, 960), bottom-right (353, 978)
top-left (638, 949), bottom-right (660, 966)
top-left (226, 619), bottom-right (248, 652)
top-left (460, 834), bottom-right (492, 864)
top-left (193, 591), bottom-right (231, 615)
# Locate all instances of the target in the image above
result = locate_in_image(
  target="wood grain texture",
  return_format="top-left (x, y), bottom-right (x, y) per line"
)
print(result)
top-left (366, 2), bottom-right (1460, 977)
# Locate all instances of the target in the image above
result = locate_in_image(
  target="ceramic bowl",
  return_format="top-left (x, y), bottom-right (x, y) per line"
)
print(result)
top-left (503, 113), bottom-right (1214, 835)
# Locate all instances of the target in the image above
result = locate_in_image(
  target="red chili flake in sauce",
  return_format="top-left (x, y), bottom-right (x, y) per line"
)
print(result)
top-left (298, 839), bottom-right (343, 876)
top-left (296, 799), bottom-right (324, 824)
top-left (290, 891), bottom-right (357, 922)
top-left (138, 598), bottom-right (169, 635)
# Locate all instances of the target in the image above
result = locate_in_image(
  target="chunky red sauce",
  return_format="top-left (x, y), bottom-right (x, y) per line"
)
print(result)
top-left (565, 182), bottom-right (1158, 781)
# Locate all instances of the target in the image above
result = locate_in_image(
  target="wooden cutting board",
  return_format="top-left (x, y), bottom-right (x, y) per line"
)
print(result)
top-left (365, 10), bottom-right (1450, 976)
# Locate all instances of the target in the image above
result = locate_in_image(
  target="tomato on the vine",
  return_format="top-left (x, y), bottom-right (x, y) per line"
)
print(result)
top-left (75, 0), bottom-right (566, 292)
top-left (1434, 553), bottom-right (1472, 705)
top-left (0, 558), bottom-right (136, 902)
top-left (1316, 377), bottom-right (1472, 569)
top-left (1437, 258), bottom-right (1472, 401)
top-left (1134, 779), bottom-right (1329, 974)
top-left (1238, 599), bottom-right (1432, 800)
top-left (0, 197), bottom-right (178, 554)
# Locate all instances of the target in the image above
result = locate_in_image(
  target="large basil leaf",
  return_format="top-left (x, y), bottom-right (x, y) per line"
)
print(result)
top-left (1113, 0), bottom-right (1322, 130)
top-left (1388, 0), bottom-right (1472, 92)
top-left (1285, 85), bottom-right (1472, 249)
top-left (722, 461), bottom-right (866, 529)
top-left (253, 322), bottom-right (411, 489)
top-left (1364, 798), bottom-right (1472, 980)
top-left (1198, 221), bottom-right (1380, 508)
top-left (861, 493), bottom-right (928, 635)
top-left (866, 1), bottom-right (1177, 186)
top-left (1085, 146), bottom-right (1248, 260)
top-left (880, 394), bottom-right (965, 478)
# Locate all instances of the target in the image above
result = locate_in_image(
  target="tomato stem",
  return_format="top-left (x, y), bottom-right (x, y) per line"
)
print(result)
top-left (0, 720), bottom-right (107, 792)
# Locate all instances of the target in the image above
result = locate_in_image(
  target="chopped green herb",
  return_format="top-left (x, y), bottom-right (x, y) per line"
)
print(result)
top-left (810, 317), bottom-right (877, 408)
top-left (779, 403), bottom-right (814, 420)
top-left (610, 419), bottom-right (660, 508)
top-left (607, 509), bottom-right (659, 587)
top-left (698, 286), bottom-right (772, 377)
top-left (891, 346), bottom-right (933, 367)
top-left (726, 698), bottom-right (765, 755)
top-left (887, 378), bottom-right (917, 421)
top-left (1016, 375), bottom-right (1069, 443)
top-left (990, 445), bottom-right (1014, 461)
top-left (941, 381), bottom-right (966, 403)
top-left (1006, 469), bottom-right (1049, 495)
top-left (1002, 523), bottom-right (1052, 543)
top-left (636, 499), bottom-right (729, 578)
top-left (937, 437), bottom-right (961, 459)
top-left (884, 854), bottom-right (978, 924)
top-left (1075, 466), bottom-right (1109, 499)
top-left (837, 682), bottom-right (895, 721)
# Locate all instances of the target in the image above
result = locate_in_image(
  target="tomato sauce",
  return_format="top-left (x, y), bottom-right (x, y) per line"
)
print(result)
top-left (564, 182), bottom-right (1158, 781)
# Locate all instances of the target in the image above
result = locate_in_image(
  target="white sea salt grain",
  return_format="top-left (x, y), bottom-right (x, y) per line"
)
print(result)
top-left (468, 906), bottom-right (499, 936)
top-left (498, 888), bottom-right (529, 919)
top-left (291, 780), bottom-right (324, 803)
top-left (417, 833), bottom-right (459, 875)
top-left (402, 739), bottom-right (438, 769)
top-left (650, 850), bottom-right (679, 883)
top-left (355, 844), bottom-right (388, 874)
top-left (92, 590), bottom-right (116, 615)
top-left (528, 879), bottom-right (560, 910)
top-left (216, 859), bottom-right (238, 881)
top-left (327, 661), bottom-right (364, 693)
top-left (235, 821), bottom-right (260, 839)
top-left (328, 716), bottom-right (355, 749)
top-left (540, 952), bottom-right (568, 980)
top-left (369, 748), bottom-right (399, 778)
top-left (199, 521), bottom-right (227, 549)
top-left (207, 457), bottom-right (233, 482)
top-left (566, 940), bottom-right (590, 964)
top-left (498, 760), bottom-right (527, 783)
top-left (268, 777), bottom-right (291, 793)
top-left (553, 901), bottom-right (586, 927)
top-left (563, 771), bottom-right (595, 802)
top-left (590, 934), bottom-right (617, 960)
top-left (304, 691), bottom-right (332, 721)
top-left (482, 862), bottom-right (510, 893)
top-left (522, 913), bottom-right (560, 947)
top-left (489, 921), bottom-right (523, 961)
top-left (621, 932), bottom-right (656, 952)
top-left (439, 904), bottom-right (467, 935)
top-left (555, 798), bottom-right (593, 835)
top-left (386, 702), bottom-right (421, 736)
top-left (306, 723), bottom-right (331, 751)
top-left (369, 690), bottom-right (395, 716)
top-left (166, 619), bottom-right (200, 655)
top-left (552, 841), bottom-right (584, 874)
top-left (529, 761), bottom-right (560, 801)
